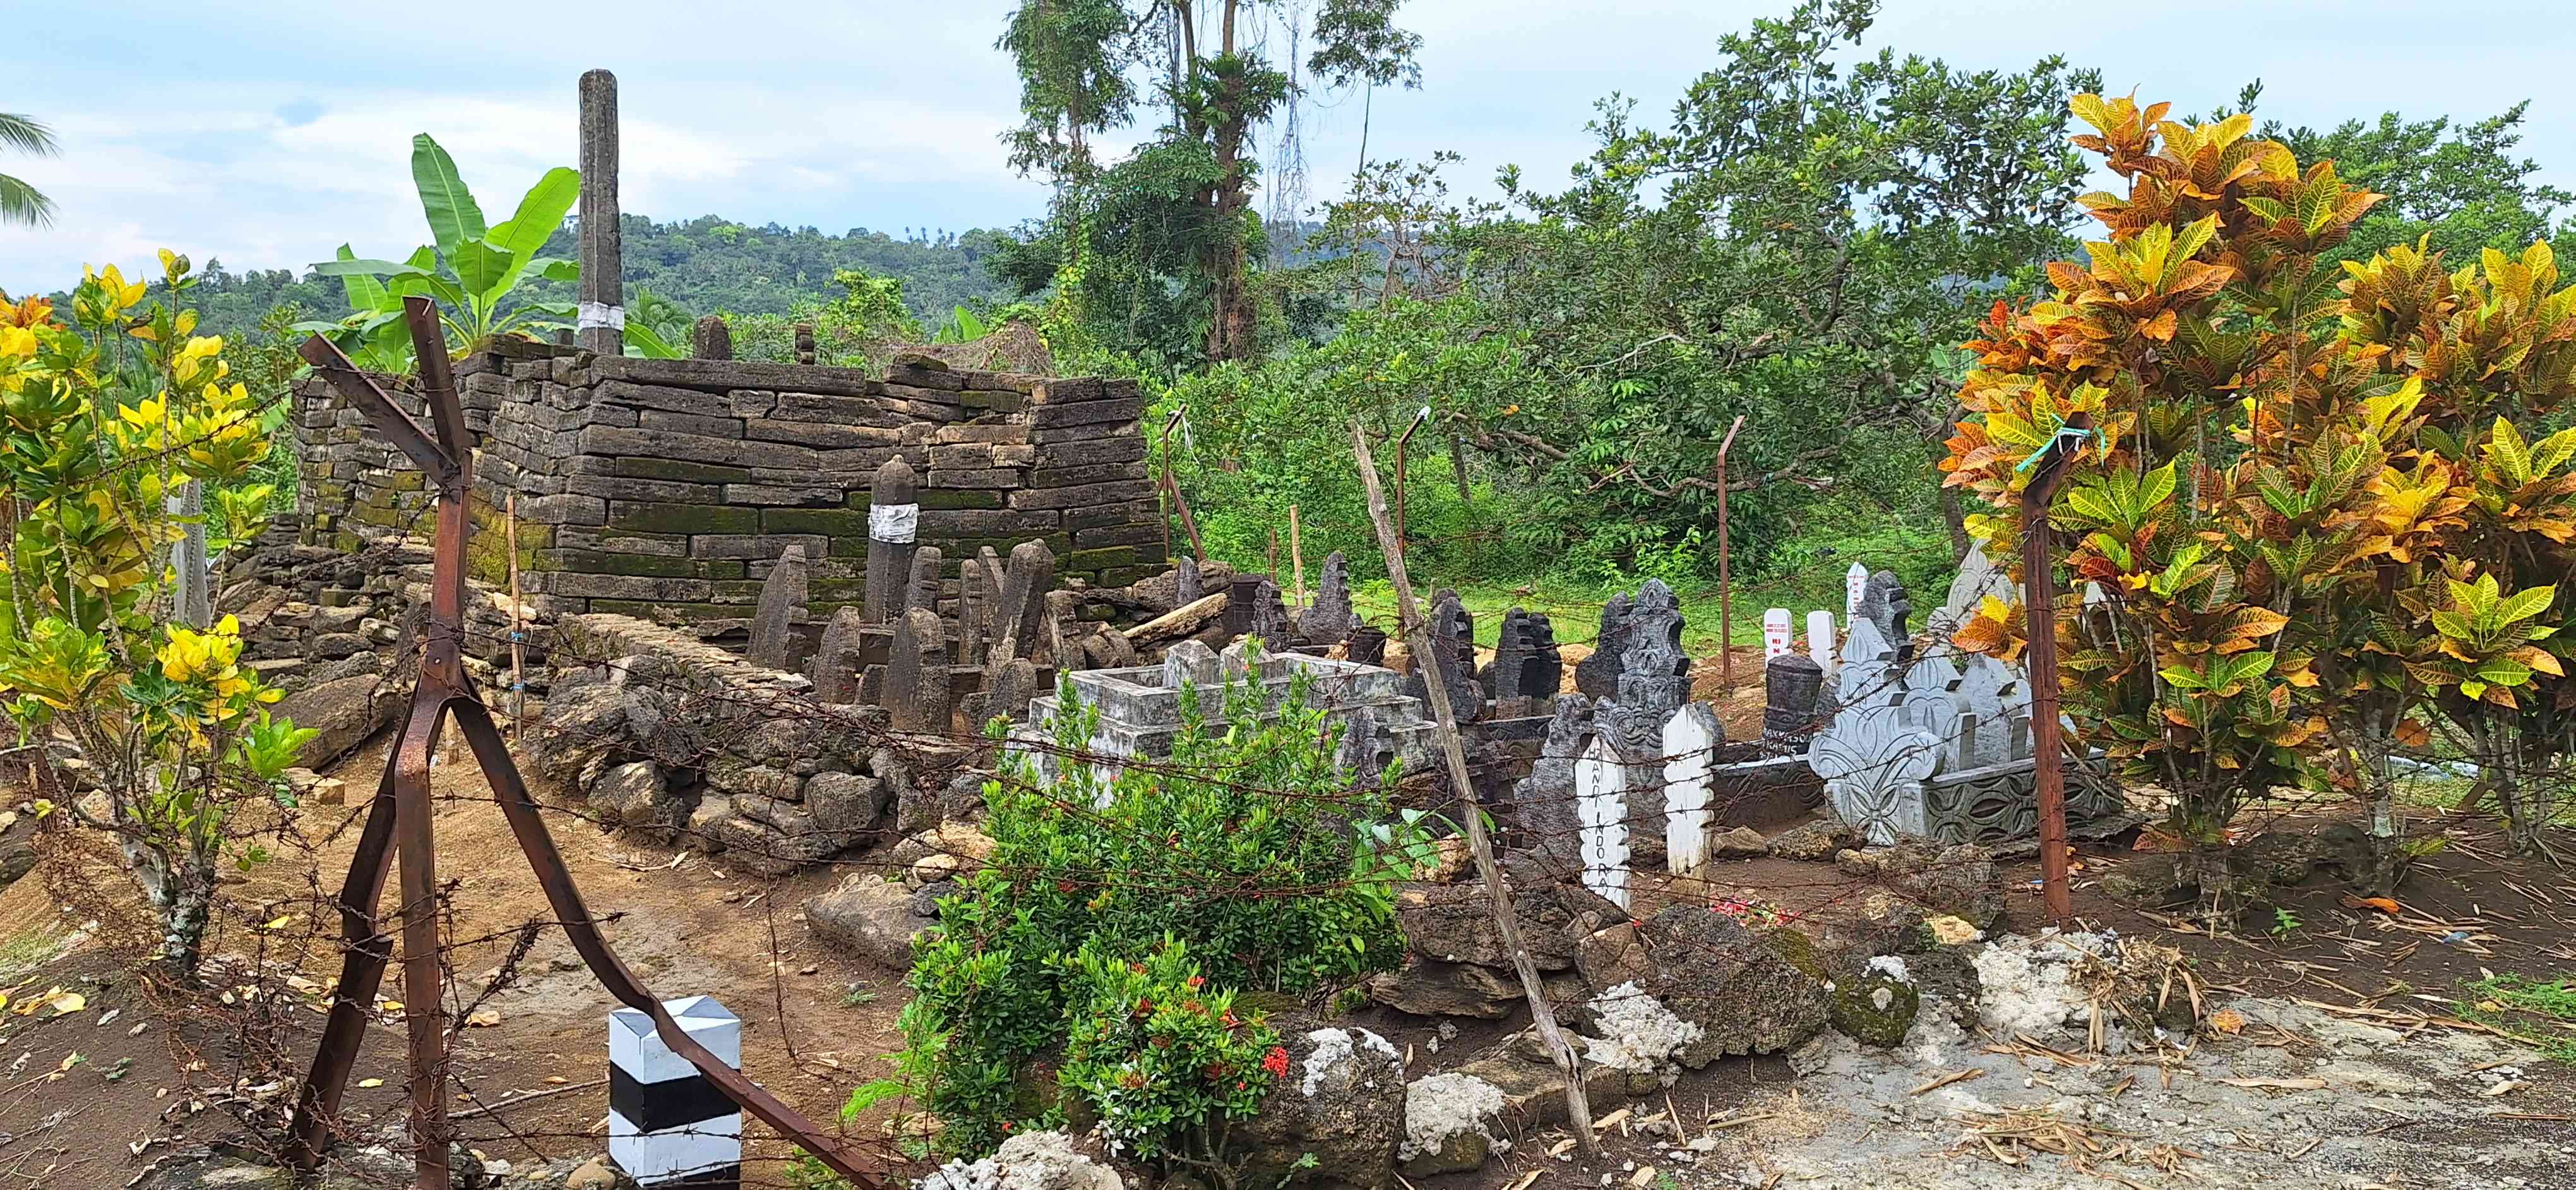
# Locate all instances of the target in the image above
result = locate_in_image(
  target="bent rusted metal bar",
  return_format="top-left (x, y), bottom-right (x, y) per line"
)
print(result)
top-left (297, 337), bottom-right (457, 485)
top-left (449, 700), bottom-right (874, 1179)
top-left (283, 303), bottom-right (880, 1187)
top-left (280, 729), bottom-right (410, 1170)
top-left (2020, 409), bottom-right (2094, 925)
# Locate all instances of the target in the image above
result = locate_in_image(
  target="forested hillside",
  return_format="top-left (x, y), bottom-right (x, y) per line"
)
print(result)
top-left (168, 214), bottom-right (1022, 343)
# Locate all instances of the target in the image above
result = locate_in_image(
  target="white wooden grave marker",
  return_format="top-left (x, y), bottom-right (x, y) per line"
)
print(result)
top-left (1573, 738), bottom-right (1630, 910)
top-left (1661, 706), bottom-right (1718, 874)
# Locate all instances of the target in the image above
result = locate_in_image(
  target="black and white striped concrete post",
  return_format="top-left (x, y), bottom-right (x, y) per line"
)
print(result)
top-left (609, 996), bottom-right (741, 1188)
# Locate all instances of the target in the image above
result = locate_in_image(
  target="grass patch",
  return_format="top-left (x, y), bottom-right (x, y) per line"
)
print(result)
top-left (0, 927), bottom-right (68, 983)
top-left (2457, 973), bottom-right (2576, 1062)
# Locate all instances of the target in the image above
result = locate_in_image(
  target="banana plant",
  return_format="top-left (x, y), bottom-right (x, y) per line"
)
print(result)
top-left (302, 135), bottom-right (580, 361)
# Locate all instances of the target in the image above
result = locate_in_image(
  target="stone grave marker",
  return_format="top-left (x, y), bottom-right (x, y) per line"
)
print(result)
top-left (746, 544), bottom-right (808, 671)
top-left (887, 607), bottom-right (951, 733)
top-left (1763, 608), bottom-right (1793, 658)
top-left (1661, 704), bottom-right (1720, 873)
top-left (864, 456), bottom-right (919, 624)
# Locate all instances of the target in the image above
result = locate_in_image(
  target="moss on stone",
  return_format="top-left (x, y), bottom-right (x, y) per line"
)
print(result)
top-left (1828, 973), bottom-right (1920, 1049)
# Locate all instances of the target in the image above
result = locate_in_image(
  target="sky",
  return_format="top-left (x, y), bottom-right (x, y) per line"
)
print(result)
top-left (6, 1), bottom-right (2575, 290)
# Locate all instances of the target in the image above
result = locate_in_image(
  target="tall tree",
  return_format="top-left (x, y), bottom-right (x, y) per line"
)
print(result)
top-left (0, 112), bottom-right (59, 227)
top-left (1452, 0), bottom-right (2099, 562)
top-left (2265, 95), bottom-right (2575, 268)
top-left (996, 0), bottom-right (1422, 365)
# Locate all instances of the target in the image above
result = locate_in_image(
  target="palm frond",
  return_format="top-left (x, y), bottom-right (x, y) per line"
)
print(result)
top-left (0, 114), bottom-right (58, 157)
top-left (0, 173), bottom-right (56, 228)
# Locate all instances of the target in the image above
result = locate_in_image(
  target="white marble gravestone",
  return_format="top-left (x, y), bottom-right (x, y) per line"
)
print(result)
top-left (1763, 607), bottom-right (1793, 658)
top-left (1805, 609), bottom-right (1835, 673)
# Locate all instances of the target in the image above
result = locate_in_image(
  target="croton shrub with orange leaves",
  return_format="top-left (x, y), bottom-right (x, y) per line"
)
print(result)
top-left (1942, 93), bottom-right (2576, 858)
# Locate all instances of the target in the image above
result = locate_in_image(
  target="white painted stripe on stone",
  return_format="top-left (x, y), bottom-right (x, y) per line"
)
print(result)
top-left (869, 502), bottom-right (920, 543)
top-left (609, 995), bottom-right (741, 1085)
top-left (578, 301), bottom-right (627, 332)
top-left (609, 1108), bottom-right (742, 1183)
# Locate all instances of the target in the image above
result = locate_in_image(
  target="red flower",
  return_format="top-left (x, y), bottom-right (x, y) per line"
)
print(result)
top-left (1056, 880), bottom-right (1076, 893)
top-left (1185, 975), bottom-right (1205, 989)
top-left (1260, 1046), bottom-right (1290, 1078)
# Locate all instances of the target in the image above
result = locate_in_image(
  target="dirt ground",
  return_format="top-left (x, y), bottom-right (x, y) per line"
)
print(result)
top-left (0, 735), bottom-right (913, 1190)
top-left (1, 728), bottom-right (2571, 1189)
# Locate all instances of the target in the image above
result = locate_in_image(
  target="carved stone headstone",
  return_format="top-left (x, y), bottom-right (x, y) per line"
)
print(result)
top-left (1805, 610), bottom-right (1836, 673)
top-left (1575, 593), bottom-right (1633, 699)
top-left (1248, 579), bottom-right (1291, 646)
top-left (1612, 579), bottom-right (1690, 720)
top-left (1510, 695), bottom-right (1595, 860)
top-left (1573, 738), bottom-right (1631, 910)
top-left (1484, 608), bottom-right (1562, 700)
top-left (1407, 589), bottom-right (1483, 722)
top-left (746, 544), bottom-right (808, 671)
top-left (1857, 570), bottom-right (1914, 663)
top-left (1763, 653), bottom-right (1824, 740)
top-left (1162, 639), bottom-right (1221, 692)
top-left (864, 456), bottom-right (919, 625)
top-left (1846, 560), bottom-right (1870, 622)
top-left (907, 546), bottom-right (944, 614)
top-left (1763, 608), bottom-right (1793, 659)
top-left (794, 322), bottom-right (816, 366)
top-left (1174, 555), bottom-right (1203, 606)
top-left (808, 606), bottom-right (867, 704)
top-left (1929, 539), bottom-right (2012, 637)
top-left (887, 608), bottom-right (951, 733)
top-left (690, 314), bottom-right (732, 360)
top-left (993, 540), bottom-right (1057, 664)
top-left (1299, 551), bottom-right (1356, 644)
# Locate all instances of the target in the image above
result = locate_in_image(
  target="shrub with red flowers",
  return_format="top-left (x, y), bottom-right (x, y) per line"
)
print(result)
top-left (1056, 937), bottom-right (1285, 1164)
top-left (890, 649), bottom-right (1407, 1162)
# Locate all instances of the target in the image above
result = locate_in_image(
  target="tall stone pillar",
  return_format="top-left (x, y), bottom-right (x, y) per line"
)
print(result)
top-left (577, 69), bottom-right (624, 356)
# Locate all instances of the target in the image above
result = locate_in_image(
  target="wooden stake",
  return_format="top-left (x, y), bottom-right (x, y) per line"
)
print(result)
top-left (1351, 419), bottom-right (1600, 1155)
top-left (1714, 415), bottom-right (1744, 690)
top-left (2018, 411), bottom-right (2093, 924)
top-left (506, 493), bottom-right (526, 740)
top-left (1289, 503), bottom-right (1305, 611)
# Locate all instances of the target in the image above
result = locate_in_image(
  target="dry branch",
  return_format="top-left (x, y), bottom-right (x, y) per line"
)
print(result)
top-left (1350, 418), bottom-right (1601, 1156)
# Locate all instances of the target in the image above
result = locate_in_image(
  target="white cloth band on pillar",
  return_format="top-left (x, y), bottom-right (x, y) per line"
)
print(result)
top-left (578, 301), bottom-right (626, 332)
top-left (869, 502), bottom-right (919, 543)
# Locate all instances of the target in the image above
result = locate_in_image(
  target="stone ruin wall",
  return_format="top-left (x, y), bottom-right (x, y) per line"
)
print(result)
top-left (292, 345), bottom-right (1166, 627)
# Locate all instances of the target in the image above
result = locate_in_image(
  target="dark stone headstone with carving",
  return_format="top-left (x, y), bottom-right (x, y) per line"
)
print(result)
top-left (809, 605), bottom-right (866, 704)
top-left (1508, 695), bottom-right (1595, 860)
top-left (747, 544), bottom-right (809, 671)
top-left (1248, 579), bottom-right (1291, 646)
top-left (1404, 589), bottom-right (1484, 723)
top-left (1299, 551), bottom-right (1357, 644)
top-left (864, 456), bottom-right (919, 625)
top-left (1857, 570), bottom-right (1914, 664)
top-left (1613, 579), bottom-right (1691, 718)
top-left (1174, 555), bottom-right (1203, 606)
top-left (1575, 592), bottom-right (1634, 699)
top-left (887, 608), bottom-right (951, 733)
top-left (1347, 623), bottom-right (1388, 666)
top-left (1484, 608), bottom-right (1562, 700)
top-left (907, 546), bottom-right (944, 615)
top-left (1764, 652), bottom-right (1825, 740)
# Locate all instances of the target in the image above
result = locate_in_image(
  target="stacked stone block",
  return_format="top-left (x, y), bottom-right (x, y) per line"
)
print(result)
top-left (291, 347), bottom-right (1165, 628)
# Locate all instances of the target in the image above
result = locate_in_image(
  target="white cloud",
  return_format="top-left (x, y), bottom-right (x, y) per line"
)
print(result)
top-left (7, 0), bottom-right (2573, 290)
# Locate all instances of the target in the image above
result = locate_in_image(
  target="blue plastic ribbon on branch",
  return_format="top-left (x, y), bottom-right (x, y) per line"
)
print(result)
top-left (2015, 425), bottom-right (2097, 473)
